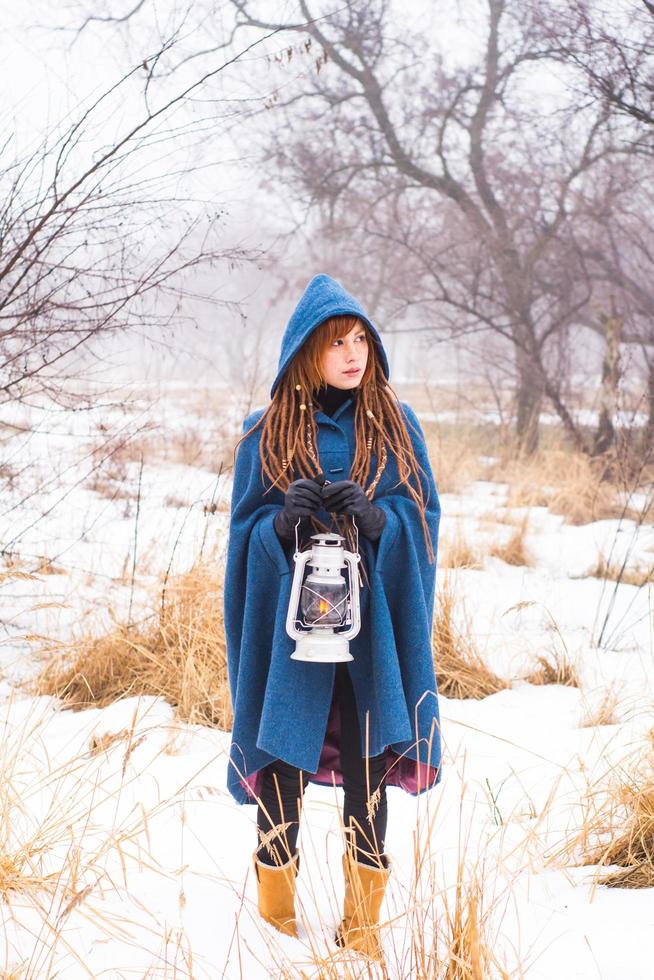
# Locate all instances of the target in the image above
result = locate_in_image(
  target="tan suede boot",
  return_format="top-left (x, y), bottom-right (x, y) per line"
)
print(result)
top-left (335, 852), bottom-right (390, 960)
top-left (253, 851), bottom-right (299, 937)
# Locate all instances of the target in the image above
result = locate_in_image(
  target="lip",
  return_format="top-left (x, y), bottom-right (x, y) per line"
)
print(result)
top-left (343, 368), bottom-right (361, 375)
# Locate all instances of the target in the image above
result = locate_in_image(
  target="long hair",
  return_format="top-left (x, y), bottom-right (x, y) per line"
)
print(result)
top-left (233, 315), bottom-right (435, 567)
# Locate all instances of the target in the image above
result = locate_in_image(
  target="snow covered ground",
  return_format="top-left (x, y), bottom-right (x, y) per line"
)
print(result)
top-left (1, 383), bottom-right (653, 978)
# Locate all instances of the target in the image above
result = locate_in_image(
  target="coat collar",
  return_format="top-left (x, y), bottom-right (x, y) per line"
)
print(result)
top-left (313, 396), bottom-right (354, 426)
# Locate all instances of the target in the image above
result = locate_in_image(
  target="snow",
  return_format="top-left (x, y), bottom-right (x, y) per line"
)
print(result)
top-left (1, 384), bottom-right (653, 977)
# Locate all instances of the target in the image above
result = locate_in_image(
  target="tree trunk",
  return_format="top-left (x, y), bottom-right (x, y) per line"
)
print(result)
top-left (515, 349), bottom-right (542, 455)
top-left (643, 359), bottom-right (654, 459)
top-left (593, 311), bottom-right (621, 455)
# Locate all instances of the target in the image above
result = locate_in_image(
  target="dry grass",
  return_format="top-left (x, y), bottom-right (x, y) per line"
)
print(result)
top-left (162, 493), bottom-right (190, 509)
top-left (0, 848), bottom-right (60, 903)
top-left (440, 531), bottom-right (483, 570)
top-left (443, 877), bottom-right (511, 980)
top-left (495, 448), bottom-right (624, 525)
top-left (85, 420), bottom-right (228, 500)
top-left (271, 763), bottom-right (520, 977)
top-left (487, 517), bottom-right (533, 567)
top-left (34, 562), bottom-right (231, 730)
top-left (422, 419), bottom-right (646, 532)
top-left (478, 510), bottom-right (524, 527)
top-left (432, 574), bottom-right (509, 700)
top-left (424, 423), bottom-right (492, 495)
top-left (165, 428), bottom-right (208, 467)
top-left (580, 553), bottom-right (654, 588)
top-left (593, 778), bottom-right (654, 889)
top-left (86, 475), bottom-right (139, 505)
top-left (524, 647), bottom-right (581, 688)
top-left (579, 685), bottom-right (621, 728)
top-left (0, 695), bottom-right (203, 973)
top-left (35, 557), bottom-right (66, 575)
top-left (0, 700), bottom-right (142, 906)
top-left (1, 553), bottom-right (65, 581)
top-left (554, 731), bottom-right (654, 889)
top-left (88, 729), bottom-right (131, 755)
top-left (85, 429), bottom-right (154, 497)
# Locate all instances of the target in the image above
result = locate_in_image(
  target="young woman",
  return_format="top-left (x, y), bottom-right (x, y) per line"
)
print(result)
top-left (224, 274), bottom-right (442, 958)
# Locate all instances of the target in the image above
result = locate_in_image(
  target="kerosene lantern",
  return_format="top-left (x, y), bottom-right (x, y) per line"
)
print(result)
top-left (286, 527), bottom-right (362, 663)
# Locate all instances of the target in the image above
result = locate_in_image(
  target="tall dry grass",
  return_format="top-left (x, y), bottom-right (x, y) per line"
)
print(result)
top-left (524, 648), bottom-right (581, 688)
top-left (443, 875), bottom-right (511, 980)
top-left (439, 530), bottom-right (483, 570)
top-left (424, 422), bottom-right (495, 495)
top-left (1, 708), bottom-right (135, 902)
top-left (34, 562), bottom-right (231, 730)
top-left (0, 697), bottom-right (185, 976)
top-left (424, 416), bottom-right (651, 529)
top-left (553, 730), bottom-right (654, 889)
top-left (432, 574), bottom-right (508, 700)
top-left (580, 553), bottom-right (654, 588)
top-left (588, 748), bottom-right (654, 889)
top-left (494, 449), bottom-right (606, 522)
top-left (257, 769), bottom-right (521, 977)
top-left (579, 685), bottom-right (621, 728)
top-left (487, 517), bottom-right (533, 567)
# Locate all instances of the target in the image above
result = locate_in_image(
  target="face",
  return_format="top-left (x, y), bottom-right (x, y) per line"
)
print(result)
top-left (320, 322), bottom-right (369, 389)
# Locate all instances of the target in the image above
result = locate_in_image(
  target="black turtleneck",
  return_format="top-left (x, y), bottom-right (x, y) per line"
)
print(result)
top-left (314, 383), bottom-right (357, 417)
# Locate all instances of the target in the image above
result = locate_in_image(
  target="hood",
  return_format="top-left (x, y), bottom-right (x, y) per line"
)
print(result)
top-left (270, 273), bottom-right (390, 398)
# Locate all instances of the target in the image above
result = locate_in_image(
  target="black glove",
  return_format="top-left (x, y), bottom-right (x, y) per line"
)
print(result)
top-left (321, 480), bottom-right (386, 542)
top-left (274, 475), bottom-right (326, 543)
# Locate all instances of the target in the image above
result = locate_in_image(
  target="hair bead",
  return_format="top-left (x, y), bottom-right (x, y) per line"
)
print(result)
top-left (296, 384), bottom-right (302, 391)
top-left (366, 409), bottom-right (374, 418)
top-left (300, 403), bottom-right (307, 411)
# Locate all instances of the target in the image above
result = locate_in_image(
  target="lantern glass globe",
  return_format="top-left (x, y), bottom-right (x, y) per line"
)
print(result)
top-left (300, 576), bottom-right (348, 626)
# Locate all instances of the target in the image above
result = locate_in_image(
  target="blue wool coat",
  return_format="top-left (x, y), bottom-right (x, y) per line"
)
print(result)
top-left (224, 274), bottom-right (442, 805)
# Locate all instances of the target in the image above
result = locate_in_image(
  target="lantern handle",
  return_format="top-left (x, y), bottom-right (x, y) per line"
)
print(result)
top-left (351, 517), bottom-right (361, 587)
top-left (293, 517), bottom-right (301, 555)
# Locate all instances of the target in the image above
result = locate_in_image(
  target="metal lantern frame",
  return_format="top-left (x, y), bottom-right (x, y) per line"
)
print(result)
top-left (285, 521), bottom-right (362, 663)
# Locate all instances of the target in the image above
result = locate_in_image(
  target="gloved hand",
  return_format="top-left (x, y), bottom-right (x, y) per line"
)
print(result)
top-left (321, 480), bottom-right (387, 542)
top-left (274, 474), bottom-right (326, 543)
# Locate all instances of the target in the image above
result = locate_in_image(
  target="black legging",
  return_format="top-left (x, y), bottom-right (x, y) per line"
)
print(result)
top-left (256, 663), bottom-right (388, 868)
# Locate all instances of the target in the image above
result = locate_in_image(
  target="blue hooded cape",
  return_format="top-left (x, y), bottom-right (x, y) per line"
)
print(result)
top-left (224, 274), bottom-right (442, 805)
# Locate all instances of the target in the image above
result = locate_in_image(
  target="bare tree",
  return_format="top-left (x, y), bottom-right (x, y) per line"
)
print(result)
top-left (549, 2), bottom-right (654, 453)
top-left (574, 168), bottom-right (654, 454)
top-left (224, 0), bottom-right (625, 453)
top-left (0, 24), bottom-right (276, 407)
top-left (64, 0), bottom-right (650, 457)
top-left (555, 1), bottom-right (654, 135)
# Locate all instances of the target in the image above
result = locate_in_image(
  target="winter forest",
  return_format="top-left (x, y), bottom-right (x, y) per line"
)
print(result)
top-left (1, 0), bottom-right (653, 976)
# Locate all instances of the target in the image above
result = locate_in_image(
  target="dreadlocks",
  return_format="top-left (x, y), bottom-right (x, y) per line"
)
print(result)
top-left (233, 315), bottom-right (435, 567)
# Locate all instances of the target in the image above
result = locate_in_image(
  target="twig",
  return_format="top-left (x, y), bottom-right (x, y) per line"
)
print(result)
top-left (127, 451), bottom-right (144, 627)
top-left (199, 462), bottom-right (224, 559)
top-left (160, 502), bottom-right (195, 620)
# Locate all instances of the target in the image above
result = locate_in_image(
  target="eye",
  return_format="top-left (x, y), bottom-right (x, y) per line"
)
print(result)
top-left (330, 334), bottom-right (367, 346)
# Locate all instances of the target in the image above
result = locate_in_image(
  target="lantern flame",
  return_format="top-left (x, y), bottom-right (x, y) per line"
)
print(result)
top-left (319, 598), bottom-right (330, 616)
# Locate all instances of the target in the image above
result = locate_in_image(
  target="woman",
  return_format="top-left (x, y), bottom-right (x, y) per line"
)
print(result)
top-left (224, 274), bottom-right (442, 959)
